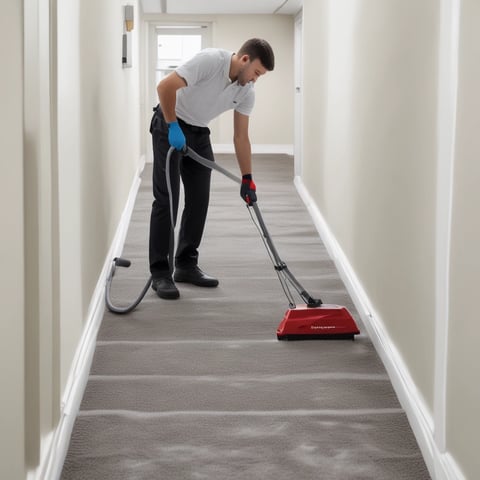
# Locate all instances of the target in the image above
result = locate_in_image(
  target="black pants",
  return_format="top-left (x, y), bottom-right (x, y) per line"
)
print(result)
top-left (149, 106), bottom-right (214, 278)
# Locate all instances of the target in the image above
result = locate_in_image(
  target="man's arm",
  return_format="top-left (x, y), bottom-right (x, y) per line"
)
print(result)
top-left (233, 110), bottom-right (252, 175)
top-left (157, 72), bottom-right (188, 150)
top-left (157, 72), bottom-right (187, 123)
top-left (234, 111), bottom-right (257, 205)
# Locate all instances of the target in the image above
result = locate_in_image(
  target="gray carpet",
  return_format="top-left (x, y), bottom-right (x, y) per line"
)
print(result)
top-left (61, 154), bottom-right (430, 479)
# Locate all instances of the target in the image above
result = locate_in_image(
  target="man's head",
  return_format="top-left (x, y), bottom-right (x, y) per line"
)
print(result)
top-left (238, 38), bottom-right (275, 71)
top-left (235, 38), bottom-right (275, 86)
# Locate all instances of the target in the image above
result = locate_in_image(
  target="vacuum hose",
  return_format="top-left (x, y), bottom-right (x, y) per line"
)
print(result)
top-left (105, 257), bottom-right (152, 314)
top-left (104, 146), bottom-right (177, 314)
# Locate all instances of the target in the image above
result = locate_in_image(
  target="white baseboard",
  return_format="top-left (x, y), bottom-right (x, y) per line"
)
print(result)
top-left (31, 157), bottom-right (145, 480)
top-left (213, 143), bottom-right (293, 155)
top-left (294, 175), bottom-right (465, 480)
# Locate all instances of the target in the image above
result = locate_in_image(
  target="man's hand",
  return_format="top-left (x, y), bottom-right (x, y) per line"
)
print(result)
top-left (168, 121), bottom-right (186, 151)
top-left (240, 174), bottom-right (257, 205)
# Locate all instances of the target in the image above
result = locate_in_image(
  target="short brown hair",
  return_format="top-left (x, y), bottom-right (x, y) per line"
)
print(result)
top-left (238, 38), bottom-right (275, 71)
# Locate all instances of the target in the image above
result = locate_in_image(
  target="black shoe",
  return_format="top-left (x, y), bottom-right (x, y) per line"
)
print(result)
top-left (151, 277), bottom-right (180, 299)
top-left (173, 266), bottom-right (219, 287)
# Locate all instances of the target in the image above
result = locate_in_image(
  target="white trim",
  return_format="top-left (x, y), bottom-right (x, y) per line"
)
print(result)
top-left (434, 0), bottom-right (460, 453)
top-left (30, 158), bottom-right (145, 480)
top-left (212, 143), bottom-right (293, 155)
top-left (294, 10), bottom-right (304, 177)
top-left (294, 176), bottom-right (465, 480)
top-left (437, 452), bottom-right (467, 480)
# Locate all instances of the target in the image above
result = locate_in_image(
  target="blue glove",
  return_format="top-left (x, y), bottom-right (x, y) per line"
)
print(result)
top-left (168, 121), bottom-right (186, 151)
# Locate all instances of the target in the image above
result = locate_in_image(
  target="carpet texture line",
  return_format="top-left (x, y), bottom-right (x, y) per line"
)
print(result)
top-left (95, 339), bottom-right (278, 346)
top-left (87, 373), bottom-right (390, 382)
top-left (77, 408), bottom-right (405, 418)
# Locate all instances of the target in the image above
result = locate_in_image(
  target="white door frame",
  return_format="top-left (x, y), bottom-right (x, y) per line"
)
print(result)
top-left (294, 10), bottom-right (304, 177)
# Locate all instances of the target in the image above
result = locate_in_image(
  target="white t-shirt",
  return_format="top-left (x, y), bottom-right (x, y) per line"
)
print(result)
top-left (175, 48), bottom-right (255, 127)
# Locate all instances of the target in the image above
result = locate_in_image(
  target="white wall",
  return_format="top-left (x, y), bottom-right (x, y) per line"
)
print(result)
top-left (301, 0), bottom-right (479, 478)
top-left (0, 2), bottom-right (25, 479)
top-left (23, 0), bottom-right (59, 469)
top-left (448, 1), bottom-right (480, 477)
top-left (211, 15), bottom-right (294, 147)
top-left (57, 0), bottom-right (84, 394)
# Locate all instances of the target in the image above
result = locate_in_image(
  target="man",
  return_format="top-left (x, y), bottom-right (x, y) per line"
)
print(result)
top-left (149, 38), bottom-right (275, 299)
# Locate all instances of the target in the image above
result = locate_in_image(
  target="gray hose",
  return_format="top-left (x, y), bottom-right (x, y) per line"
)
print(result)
top-left (104, 147), bottom-right (177, 314)
top-left (105, 258), bottom-right (152, 314)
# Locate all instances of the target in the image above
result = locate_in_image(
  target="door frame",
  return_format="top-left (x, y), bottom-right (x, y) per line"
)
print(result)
top-left (294, 10), bottom-right (304, 178)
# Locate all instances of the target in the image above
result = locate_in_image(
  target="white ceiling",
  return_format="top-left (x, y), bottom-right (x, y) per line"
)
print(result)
top-left (140, 0), bottom-right (303, 16)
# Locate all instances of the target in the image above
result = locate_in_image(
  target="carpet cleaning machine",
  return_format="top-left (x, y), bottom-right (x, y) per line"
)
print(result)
top-left (106, 146), bottom-right (360, 340)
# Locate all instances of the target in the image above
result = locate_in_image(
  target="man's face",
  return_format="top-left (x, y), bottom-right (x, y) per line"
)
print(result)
top-left (237, 58), bottom-right (268, 86)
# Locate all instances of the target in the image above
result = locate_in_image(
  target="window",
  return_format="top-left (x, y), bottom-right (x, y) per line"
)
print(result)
top-left (148, 24), bottom-right (210, 107)
top-left (156, 31), bottom-right (202, 84)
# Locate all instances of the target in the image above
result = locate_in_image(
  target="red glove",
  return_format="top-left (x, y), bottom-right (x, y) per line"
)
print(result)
top-left (240, 174), bottom-right (257, 205)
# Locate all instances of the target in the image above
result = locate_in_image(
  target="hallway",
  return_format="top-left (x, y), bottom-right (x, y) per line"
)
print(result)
top-left (61, 154), bottom-right (429, 479)
top-left (4, 1), bottom-right (480, 479)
